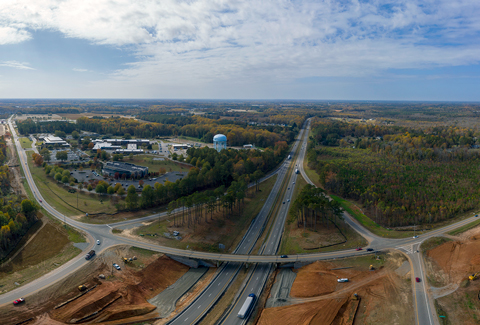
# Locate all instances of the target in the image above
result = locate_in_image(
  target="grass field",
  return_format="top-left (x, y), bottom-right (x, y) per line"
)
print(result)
top-left (279, 175), bottom-right (367, 255)
top-left (128, 155), bottom-right (191, 173)
top-left (133, 175), bottom-right (278, 253)
top-left (26, 151), bottom-right (118, 217)
top-left (330, 195), bottom-right (418, 239)
top-left (448, 218), bottom-right (480, 236)
top-left (0, 220), bottom-right (81, 293)
top-left (19, 137), bottom-right (33, 149)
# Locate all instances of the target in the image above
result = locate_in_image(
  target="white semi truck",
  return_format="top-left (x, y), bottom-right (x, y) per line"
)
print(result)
top-left (238, 293), bottom-right (256, 319)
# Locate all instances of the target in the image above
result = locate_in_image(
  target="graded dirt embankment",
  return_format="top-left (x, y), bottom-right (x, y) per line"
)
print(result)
top-left (1, 247), bottom-right (193, 325)
top-left (427, 227), bottom-right (480, 324)
top-left (258, 253), bottom-right (414, 325)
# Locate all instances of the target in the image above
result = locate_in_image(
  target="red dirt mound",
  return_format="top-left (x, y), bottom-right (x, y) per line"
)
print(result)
top-left (257, 298), bottom-right (347, 325)
top-left (427, 237), bottom-right (480, 282)
top-left (290, 261), bottom-right (363, 298)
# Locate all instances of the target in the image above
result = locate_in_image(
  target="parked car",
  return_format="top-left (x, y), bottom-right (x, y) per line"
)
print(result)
top-left (113, 263), bottom-right (121, 270)
top-left (416, 277), bottom-right (421, 282)
top-left (337, 278), bottom-right (349, 283)
top-left (13, 298), bottom-right (25, 305)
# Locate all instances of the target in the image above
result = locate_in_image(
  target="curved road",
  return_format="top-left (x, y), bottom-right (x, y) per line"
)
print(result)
top-left (3, 116), bottom-right (476, 325)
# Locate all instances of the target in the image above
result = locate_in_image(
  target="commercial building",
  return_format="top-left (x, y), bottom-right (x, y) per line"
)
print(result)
top-left (172, 144), bottom-right (190, 150)
top-left (92, 141), bottom-right (122, 151)
top-left (105, 139), bottom-right (150, 146)
top-left (102, 162), bottom-right (149, 178)
top-left (42, 135), bottom-right (70, 147)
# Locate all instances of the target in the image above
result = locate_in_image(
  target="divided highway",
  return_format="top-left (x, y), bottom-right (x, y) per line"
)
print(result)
top-left (5, 116), bottom-right (480, 325)
top-left (167, 125), bottom-right (308, 324)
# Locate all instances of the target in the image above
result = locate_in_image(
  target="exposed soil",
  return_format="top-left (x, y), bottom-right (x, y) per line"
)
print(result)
top-left (426, 227), bottom-right (480, 324)
top-left (257, 253), bottom-right (413, 325)
top-left (427, 230), bottom-right (480, 284)
top-left (0, 247), bottom-right (191, 325)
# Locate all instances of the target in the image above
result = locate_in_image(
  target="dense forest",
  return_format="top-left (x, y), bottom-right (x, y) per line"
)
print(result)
top-left (308, 119), bottom-right (480, 227)
top-left (16, 120), bottom-right (78, 135)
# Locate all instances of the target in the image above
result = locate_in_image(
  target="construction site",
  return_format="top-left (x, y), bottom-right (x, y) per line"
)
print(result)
top-left (423, 227), bottom-right (480, 324)
top-left (255, 252), bottom-right (414, 325)
top-left (0, 246), bottom-right (216, 325)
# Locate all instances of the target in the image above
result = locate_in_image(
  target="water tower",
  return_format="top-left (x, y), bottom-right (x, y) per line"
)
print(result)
top-left (213, 134), bottom-right (227, 152)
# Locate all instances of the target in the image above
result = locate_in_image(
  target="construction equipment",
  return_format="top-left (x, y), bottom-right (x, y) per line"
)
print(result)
top-left (369, 265), bottom-right (375, 271)
top-left (469, 272), bottom-right (480, 281)
top-left (352, 293), bottom-right (359, 300)
top-left (78, 285), bottom-right (87, 291)
top-left (123, 257), bottom-right (133, 264)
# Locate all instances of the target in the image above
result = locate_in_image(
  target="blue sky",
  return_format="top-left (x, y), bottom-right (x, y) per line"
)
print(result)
top-left (0, 0), bottom-right (479, 100)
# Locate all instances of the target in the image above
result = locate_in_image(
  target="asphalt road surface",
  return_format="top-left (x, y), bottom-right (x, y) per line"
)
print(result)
top-left (4, 116), bottom-right (478, 325)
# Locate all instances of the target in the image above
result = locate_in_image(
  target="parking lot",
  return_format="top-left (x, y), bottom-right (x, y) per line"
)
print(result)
top-left (71, 169), bottom-right (188, 191)
top-left (49, 148), bottom-right (89, 163)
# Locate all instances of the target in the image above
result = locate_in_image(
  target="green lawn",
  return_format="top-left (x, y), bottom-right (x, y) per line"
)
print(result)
top-left (26, 151), bottom-right (118, 217)
top-left (128, 155), bottom-right (191, 173)
top-left (19, 137), bottom-right (33, 149)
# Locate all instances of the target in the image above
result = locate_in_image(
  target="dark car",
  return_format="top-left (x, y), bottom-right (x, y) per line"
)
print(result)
top-left (280, 255), bottom-right (288, 258)
top-left (356, 247), bottom-right (363, 251)
top-left (13, 298), bottom-right (25, 305)
top-left (366, 248), bottom-right (374, 251)
top-left (283, 201), bottom-right (285, 204)
top-left (416, 277), bottom-right (421, 282)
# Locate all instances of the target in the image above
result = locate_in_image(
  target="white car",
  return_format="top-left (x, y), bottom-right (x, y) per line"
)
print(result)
top-left (113, 263), bottom-right (121, 270)
top-left (96, 240), bottom-right (100, 245)
top-left (337, 278), bottom-right (349, 283)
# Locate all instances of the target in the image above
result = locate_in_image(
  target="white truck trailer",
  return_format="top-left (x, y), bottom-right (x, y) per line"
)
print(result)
top-left (237, 293), bottom-right (256, 319)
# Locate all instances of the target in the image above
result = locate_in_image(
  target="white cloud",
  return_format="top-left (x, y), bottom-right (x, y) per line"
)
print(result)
top-left (0, 60), bottom-right (35, 70)
top-left (0, 26), bottom-right (31, 45)
top-left (1, 0), bottom-right (480, 96)
top-left (73, 68), bottom-right (89, 72)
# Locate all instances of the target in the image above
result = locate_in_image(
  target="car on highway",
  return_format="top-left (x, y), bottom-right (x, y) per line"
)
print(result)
top-left (96, 240), bottom-right (100, 245)
top-left (366, 248), bottom-right (374, 251)
top-left (475, 214), bottom-right (478, 217)
top-left (280, 255), bottom-right (288, 258)
top-left (39, 199), bottom-right (42, 203)
top-left (288, 187), bottom-right (290, 190)
top-left (113, 263), bottom-right (121, 270)
top-left (337, 278), bottom-right (349, 283)
top-left (287, 199), bottom-right (290, 202)
top-left (13, 297), bottom-right (25, 305)
top-left (413, 235), bottom-right (419, 238)
top-left (283, 201), bottom-right (285, 204)
top-left (356, 247), bottom-right (363, 251)
top-left (416, 277), bottom-right (421, 282)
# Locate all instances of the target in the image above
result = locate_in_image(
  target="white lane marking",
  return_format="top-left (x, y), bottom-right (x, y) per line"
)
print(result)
top-left (184, 318), bottom-right (188, 322)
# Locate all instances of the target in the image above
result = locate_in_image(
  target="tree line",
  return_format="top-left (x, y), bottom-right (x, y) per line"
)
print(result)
top-left (291, 184), bottom-right (343, 231)
top-left (308, 120), bottom-right (480, 227)
top-left (0, 197), bottom-right (39, 259)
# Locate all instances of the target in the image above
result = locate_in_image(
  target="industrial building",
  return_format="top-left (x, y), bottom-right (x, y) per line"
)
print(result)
top-left (92, 141), bottom-right (122, 151)
top-left (104, 139), bottom-right (150, 146)
top-left (213, 134), bottom-right (227, 152)
top-left (102, 162), bottom-right (149, 178)
top-left (41, 135), bottom-right (70, 147)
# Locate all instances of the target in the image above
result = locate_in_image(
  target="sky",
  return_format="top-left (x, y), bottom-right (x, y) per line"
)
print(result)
top-left (0, 0), bottom-right (480, 100)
